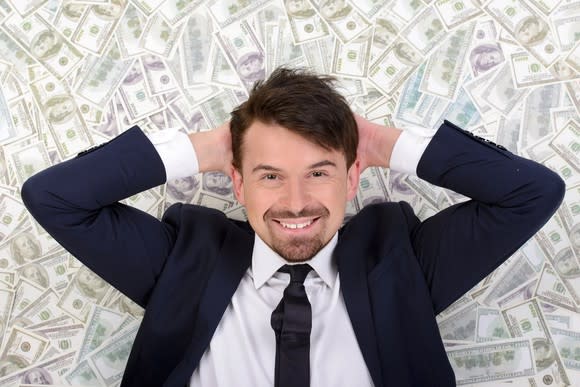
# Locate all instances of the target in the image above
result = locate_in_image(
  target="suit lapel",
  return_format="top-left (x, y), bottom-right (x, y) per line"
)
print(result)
top-left (165, 225), bottom-right (254, 386)
top-left (336, 244), bottom-right (384, 387)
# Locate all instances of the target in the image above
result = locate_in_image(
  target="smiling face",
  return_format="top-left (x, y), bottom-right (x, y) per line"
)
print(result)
top-left (232, 121), bottom-right (360, 262)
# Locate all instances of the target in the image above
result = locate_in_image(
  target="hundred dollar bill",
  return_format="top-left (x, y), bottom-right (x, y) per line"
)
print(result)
top-left (76, 305), bottom-right (124, 362)
top-left (549, 326), bottom-right (580, 371)
top-left (543, 153), bottom-right (580, 188)
top-left (501, 298), bottom-right (571, 386)
top-left (6, 0), bottom-right (47, 18)
top-left (438, 301), bottom-right (478, 343)
top-left (139, 13), bottom-right (183, 59)
top-left (29, 75), bottom-right (94, 159)
top-left (356, 167), bottom-right (389, 207)
top-left (0, 351), bottom-right (76, 386)
top-left (475, 307), bottom-right (511, 342)
top-left (52, 3), bottom-right (86, 39)
top-left (0, 288), bottom-right (13, 337)
top-left (140, 54), bottom-right (176, 96)
top-left (482, 0), bottom-right (560, 68)
top-left (552, 13), bottom-right (580, 52)
top-left (420, 22), bottom-right (474, 100)
top-left (368, 38), bottom-right (422, 96)
top-left (481, 63), bottom-right (530, 117)
top-left (529, 0), bottom-right (566, 15)
top-left (268, 18), bottom-right (307, 72)
top-left (0, 193), bottom-right (28, 242)
top-left (64, 358), bottom-right (104, 386)
top-left (85, 322), bottom-right (139, 386)
top-left (282, 0), bottom-right (329, 44)
top-left (307, 0), bottom-right (372, 44)
top-left (179, 11), bottom-right (213, 87)
top-left (117, 63), bottom-right (164, 123)
top-left (446, 339), bottom-right (536, 385)
top-left (549, 120), bottom-right (580, 173)
top-left (71, 0), bottom-right (126, 55)
top-left (565, 40), bottom-right (580, 73)
top-left (534, 214), bottom-right (580, 307)
top-left (436, 83), bottom-right (481, 129)
top-left (520, 84), bottom-right (563, 151)
top-left (384, 0), bottom-right (425, 23)
top-left (206, 0), bottom-right (271, 29)
top-left (33, 323), bottom-right (85, 354)
top-left (0, 325), bottom-right (49, 370)
top-left (9, 141), bottom-right (51, 188)
top-left (510, 51), bottom-right (579, 89)
top-left (468, 19), bottom-right (504, 78)
top-left (57, 266), bottom-right (113, 323)
top-left (557, 185), bottom-right (580, 237)
top-left (15, 250), bottom-right (70, 293)
top-left (331, 29), bottom-right (372, 79)
top-left (351, 0), bottom-right (386, 19)
top-left (1, 12), bottom-right (84, 81)
top-left (198, 89), bottom-right (240, 129)
top-left (195, 191), bottom-right (235, 212)
top-left (10, 279), bottom-right (44, 321)
top-left (215, 20), bottom-right (265, 92)
top-left (74, 41), bottom-right (134, 108)
top-left (131, 0), bottom-right (163, 16)
top-left (115, 3), bottom-right (146, 58)
top-left (399, 6), bottom-right (448, 57)
top-left (158, 0), bottom-right (205, 26)
top-left (15, 289), bottom-right (66, 327)
top-left (369, 15), bottom-right (403, 62)
top-left (535, 262), bottom-right (578, 312)
top-left (434, 0), bottom-right (483, 30)
top-left (480, 252), bottom-right (538, 307)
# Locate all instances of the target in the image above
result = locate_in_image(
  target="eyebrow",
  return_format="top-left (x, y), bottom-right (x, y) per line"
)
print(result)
top-left (251, 160), bottom-right (337, 174)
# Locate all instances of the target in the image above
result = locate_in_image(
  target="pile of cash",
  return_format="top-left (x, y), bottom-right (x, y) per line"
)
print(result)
top-left (0, 0), bottom-right (577, 386)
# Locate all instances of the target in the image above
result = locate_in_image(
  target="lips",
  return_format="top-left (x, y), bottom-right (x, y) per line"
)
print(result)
top-left (271, 217), bottom-right (321, 233)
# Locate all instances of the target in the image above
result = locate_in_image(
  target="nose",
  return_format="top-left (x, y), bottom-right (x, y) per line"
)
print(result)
top-left (283, 178), bottom-right (309, 213)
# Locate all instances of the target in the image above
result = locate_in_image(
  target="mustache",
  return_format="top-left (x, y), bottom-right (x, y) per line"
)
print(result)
top-left (265, 205), bottom-right (329, 220)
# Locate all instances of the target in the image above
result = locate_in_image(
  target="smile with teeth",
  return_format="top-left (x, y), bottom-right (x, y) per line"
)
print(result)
top-left (275, 217), bottom-right (319, 230)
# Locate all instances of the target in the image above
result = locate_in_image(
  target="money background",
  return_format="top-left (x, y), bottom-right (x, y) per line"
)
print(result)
top-left (0, 0), bottom-right (578, 385)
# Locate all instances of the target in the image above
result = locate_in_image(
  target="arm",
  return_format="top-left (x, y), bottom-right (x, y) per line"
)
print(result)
top-left (21, 125), bottom-right (230, 307)
top-left (356, 116), bottom-right (566, 313)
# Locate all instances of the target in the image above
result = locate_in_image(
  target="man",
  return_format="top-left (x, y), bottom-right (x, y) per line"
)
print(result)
top-left (21, 67), bottom-right (565, 386)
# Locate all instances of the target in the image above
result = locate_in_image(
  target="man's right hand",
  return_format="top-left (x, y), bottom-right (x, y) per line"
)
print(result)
top-left (188, 121), bottom-right (234, 178)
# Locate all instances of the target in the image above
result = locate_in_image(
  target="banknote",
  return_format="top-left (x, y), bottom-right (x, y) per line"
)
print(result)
top-left (399, 5), bottom-right (447, 57)
top-left (549, 326), bottom-right (580, 371)
top-left (114, 3), bottom-right (146, 58)
top-left (433, 0), bottom-right (483, 30)
top-left (307, 0), bottom-right (371, 44)
top-left (2, 12), bottom-right (84, 80)
top-left (446, 339), bottom-right (536, 385)
top-left (501, 298), bottom-right (571, 386)
top-left (549, 120), bottom-right (580, 172)
top-left (70, 1), bottom-right (126, 55)
top-left (534, 262), bottom-right (578, 312)
top-left (483, 0), bottom-right (560, 68)
top-left (419, 22), bottom-right (474, 100)
top-left (474, 307), bottom-right (511, 342)
top-left (281, 0), bottom-right (329, 44)
top-left (510, 51), bottom-right (579, 89)
top-left (565, 40), bottom-right (580, 73)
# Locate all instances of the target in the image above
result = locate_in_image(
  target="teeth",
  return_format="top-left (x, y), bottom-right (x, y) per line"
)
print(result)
top-left (280, 220), bottom-right (313, 229)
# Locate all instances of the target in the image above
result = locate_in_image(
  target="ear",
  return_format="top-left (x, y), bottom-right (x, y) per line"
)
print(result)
top-left (232, 166), bottom-right (245, 205)
top-left (346, 159), bottom-right (361, 201)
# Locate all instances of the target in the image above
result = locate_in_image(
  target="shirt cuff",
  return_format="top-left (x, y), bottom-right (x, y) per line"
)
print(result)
top-left (145, 128), bottom-right (199, 181)
top-left (389, 127), bottom-right (434, 175)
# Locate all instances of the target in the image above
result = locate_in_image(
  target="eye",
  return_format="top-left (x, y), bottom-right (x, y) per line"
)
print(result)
top-left (311, 171), bottom-right (326, 177)
top-left (263, 173), bottom-right (278, 180)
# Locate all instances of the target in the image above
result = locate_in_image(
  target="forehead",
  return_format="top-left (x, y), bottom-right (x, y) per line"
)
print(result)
top-left (241, 121), bottom-right (346, 169)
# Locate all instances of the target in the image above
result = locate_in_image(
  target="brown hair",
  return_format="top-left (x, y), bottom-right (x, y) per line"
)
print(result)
top-left (230, 67), bottom-right (358, 171)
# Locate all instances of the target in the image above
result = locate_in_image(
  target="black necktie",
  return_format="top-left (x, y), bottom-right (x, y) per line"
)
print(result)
top-left (270, 264), bottom-right (313, 387)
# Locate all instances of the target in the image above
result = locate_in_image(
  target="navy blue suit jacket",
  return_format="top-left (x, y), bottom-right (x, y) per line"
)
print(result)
top-left (21, 120), bottom-right (565, 386)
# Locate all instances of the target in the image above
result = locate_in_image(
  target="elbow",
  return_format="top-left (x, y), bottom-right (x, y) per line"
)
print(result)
top-left (533, 168), bottom-right (566, 224)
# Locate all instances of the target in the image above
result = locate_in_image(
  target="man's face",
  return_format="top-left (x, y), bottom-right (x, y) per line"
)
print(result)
top-left (15, 235), bottom-right (37, 259)
top-left (239, 56), bottom-right (262, 78)
top-left (479, 50), bottom-right (501, 67)
top-left (32, 34), bottom-right (56, 58)
top-left (517, 20), bottom-right (540, 43)
top-left (232, 121), bottom-right (359, 262)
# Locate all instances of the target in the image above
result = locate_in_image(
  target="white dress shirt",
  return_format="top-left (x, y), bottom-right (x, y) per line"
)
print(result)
top-left (145, 125), bottom-right (434, 387)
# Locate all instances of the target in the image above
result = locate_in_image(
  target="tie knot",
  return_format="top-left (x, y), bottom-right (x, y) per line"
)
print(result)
top-left (279, 264), bottom-right (312, 284)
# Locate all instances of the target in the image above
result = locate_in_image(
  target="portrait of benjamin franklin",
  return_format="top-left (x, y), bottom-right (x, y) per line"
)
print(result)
top-left (553, 247), bottom-right (580, 279)
top-left (93, 0), bottom-right (124, 21)
top-left (236, 52), bottom-right (265, 83)
top-left (22, 367), bottom-right (53, 384)
top-left (470, 44), bottom-right (504, 75)
top-left (373, 18), bottom-right (399, 50)
top-left (393, 42), bottom-right (422, 66)
top-left (44, 95), bottom-right (76, 124)
top-left (284, 0), bottom-right (315, 18)
top-left (167, 175), bottom-right (199, 203)
top-left (62, 3), bottom-right (86, 19)
top-left (19, 263), bottom-right (49, 288)
top-left (532, 338), bottom-right (557, 370)
top-left (203, 172), bottom-right (233, 196)
top-left (74, 266), bottom-right (109, 302)
top-left (515, 16), bottom-right (549, 46)
top-left (319, 0), bottom-right (351, 21)
top-left (11, 232), bottom-right (41, 265)
top-left (30, 30), bottom-right (63, 60)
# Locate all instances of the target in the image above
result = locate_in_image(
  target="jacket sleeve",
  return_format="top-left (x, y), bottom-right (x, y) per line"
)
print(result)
top-left (403, 120), bottom-right (566, 314)
top-left (20, 126), bottom-right (179, 307)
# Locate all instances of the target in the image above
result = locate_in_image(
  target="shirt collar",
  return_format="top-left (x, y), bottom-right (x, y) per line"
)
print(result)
top-left (251, 232), bottom-right (338, 290)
